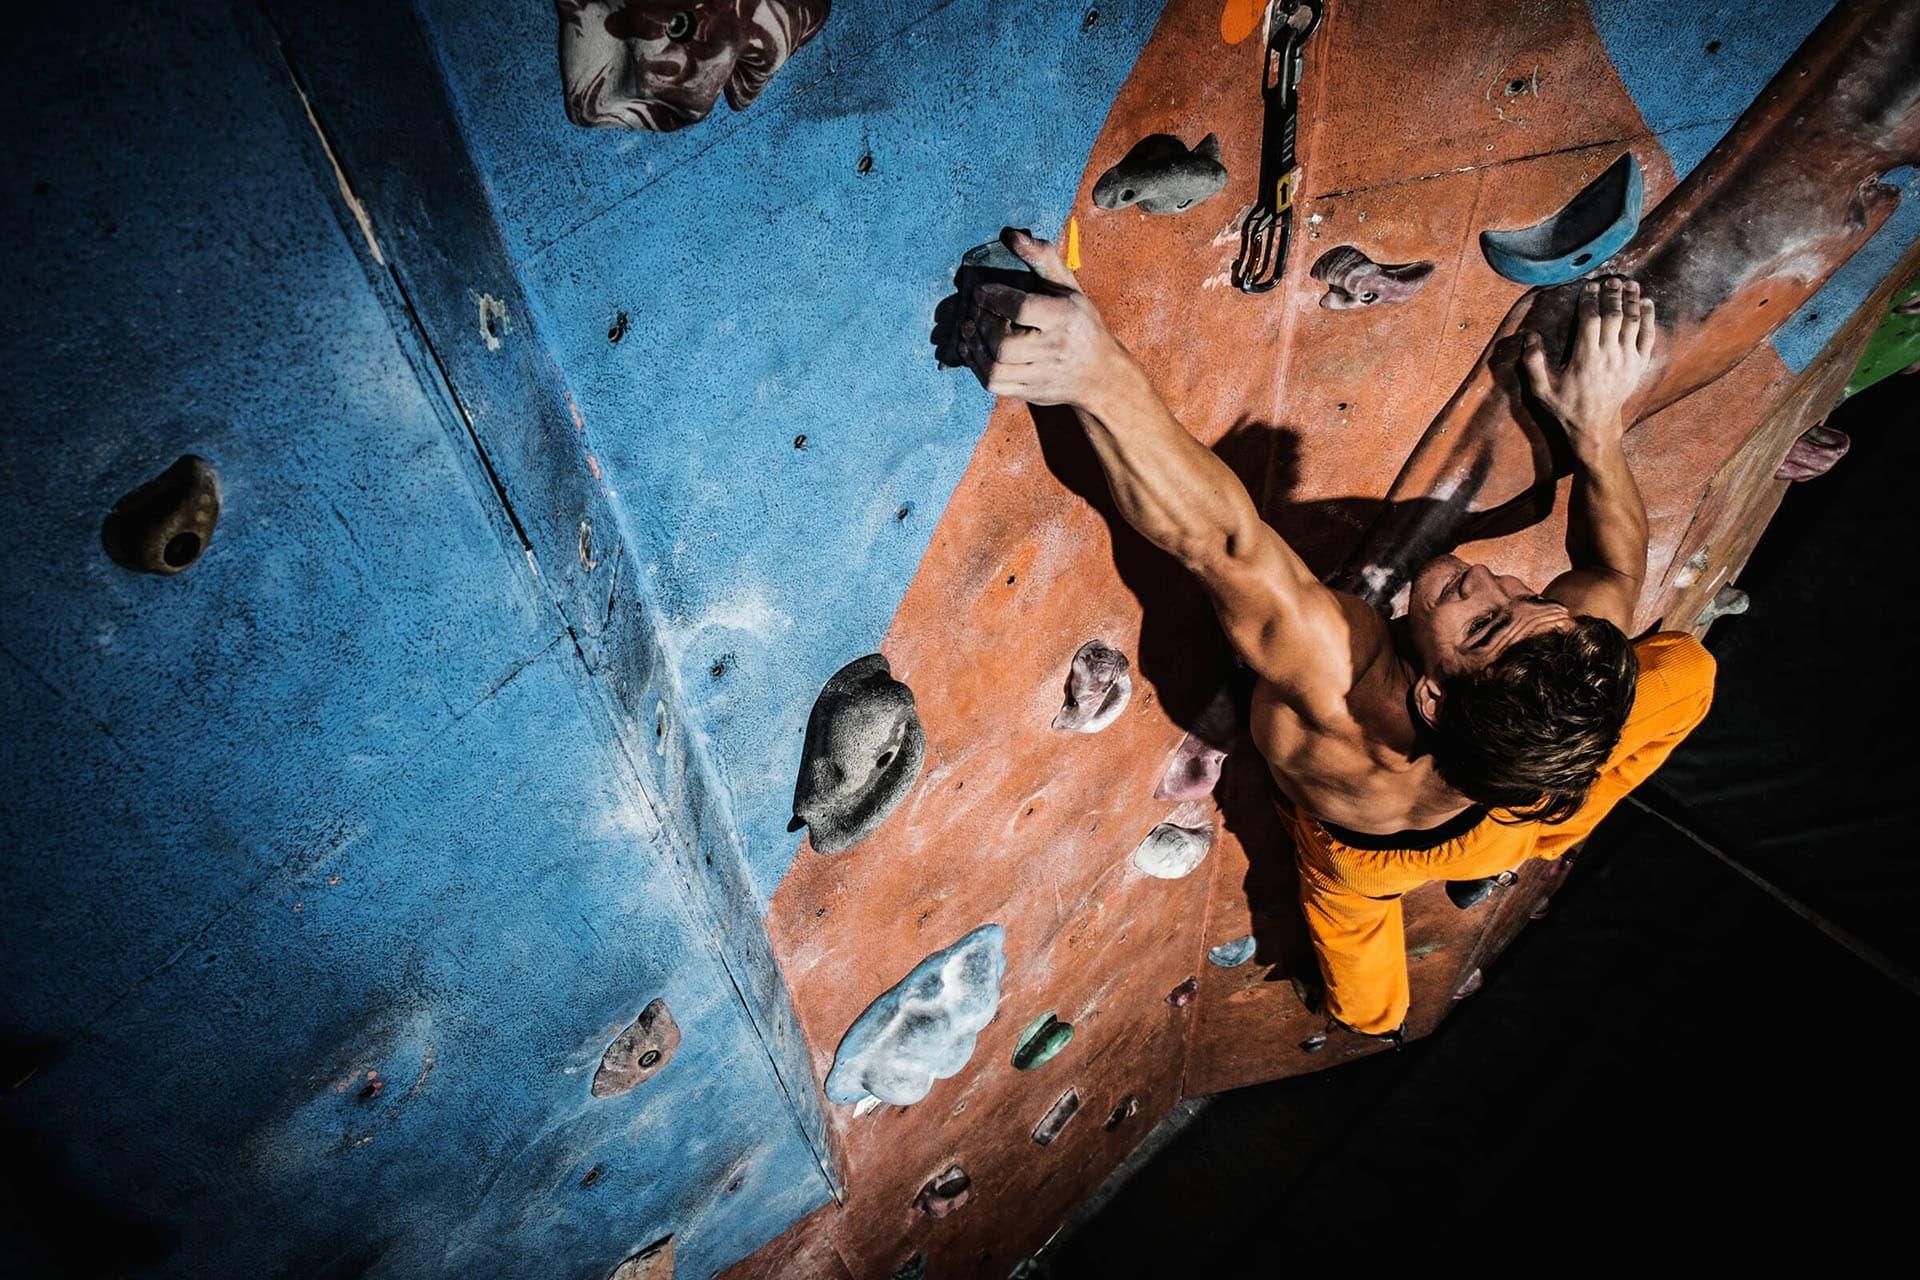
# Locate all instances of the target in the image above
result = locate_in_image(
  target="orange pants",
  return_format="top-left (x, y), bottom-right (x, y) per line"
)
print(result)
top-left (1279, 632), bottom-right (1717, 1036)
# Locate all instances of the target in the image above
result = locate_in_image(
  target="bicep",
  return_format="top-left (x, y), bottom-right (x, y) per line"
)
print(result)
top-left (1543, 567), bottom-right (1638, 631)
top-left (1191, 523), bottom-right (1363, 708)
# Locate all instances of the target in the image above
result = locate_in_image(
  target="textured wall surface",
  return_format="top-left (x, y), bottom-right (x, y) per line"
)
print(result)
top-left (2, 2), bottom-right (1913, 1278)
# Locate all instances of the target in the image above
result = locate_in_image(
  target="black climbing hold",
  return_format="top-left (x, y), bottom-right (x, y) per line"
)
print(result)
top-left (1445, 876), bottom-right (1499, 909)
top-left (1093, 134), bottom-right (1228, 214)
top-left (102, 455), bottom-right (221, 575)
top-left (1104, 1095), bottom-right (1139, 1130)
top-left (894, 1251), bottom-right (928, 1280)
top-left (608, 311), bottom-right (629, 343)
top-left (792, 655), bottom-right (926, 854)
top-left (1300, 1034), bottom-right (1328, 1053)
top-left (591, 998), bottom-right (680, 1097)
top-left (1032, 1088), bottom-right (1081, 1146)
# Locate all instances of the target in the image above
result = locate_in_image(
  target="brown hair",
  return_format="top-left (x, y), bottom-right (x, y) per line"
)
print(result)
top-left (1429, 616), bottom-right (1639, 824)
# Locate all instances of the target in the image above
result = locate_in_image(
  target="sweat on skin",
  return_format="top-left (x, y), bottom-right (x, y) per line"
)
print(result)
top-left (958, 234), bottom-right (1715, 1037)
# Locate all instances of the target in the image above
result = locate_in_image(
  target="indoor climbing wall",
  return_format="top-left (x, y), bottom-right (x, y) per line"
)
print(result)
top-left (3, 1), bottom-right (1914, 1278)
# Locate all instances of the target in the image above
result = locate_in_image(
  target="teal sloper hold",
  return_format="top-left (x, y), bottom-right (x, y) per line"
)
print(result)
top-left (1207, 935), bottom-right (1257, 967)
top-left (1480, 153), bottom-right (1645, 286)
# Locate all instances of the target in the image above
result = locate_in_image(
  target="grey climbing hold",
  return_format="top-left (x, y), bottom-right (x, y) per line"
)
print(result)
top-left (1311, 245), bottom-right (1436, 310)
top-left (826, 925), bottom-right (1007, 1106)
top-left (608, 1235), bottom-right (674, 1280)
top-left (1207, 935), bottom-right (1257, 968)
top-left (1479, 152), bottom-right (1644, 286)
top-left (1032, 1088), bottom-right (1081, 1146)
top-left (1012, 1013), bottom-right (1074, 1071)
top-left (792, 654), bottom-right (926, 854)
top-left (914, 1166), bottom-right (972, 1218)
top-left (1052, 639), bottom-right (1132, 733)
top-left (1695, 585), bottom-right (1750, 627)
top-left (960, 239), bottom-right (1036, 275)
top-left (1132, 820), bottom-right (1214, 880)
top-left (591, 998), bottom-right (680, 1098)
top-left (1093, 134), bottom-right (1229, 214)
top-left (102, 455), bottom-right (221, 576)
top-left (1453, 967), bottom-right (1485, 1000)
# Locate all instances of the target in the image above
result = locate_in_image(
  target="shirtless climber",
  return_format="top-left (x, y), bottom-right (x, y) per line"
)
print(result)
top-left (955, 229), bottom-right (1715, 1042)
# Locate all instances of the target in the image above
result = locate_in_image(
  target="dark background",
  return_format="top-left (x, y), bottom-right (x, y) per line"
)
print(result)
top-left (1048, 374), bottom-right (1919, 1266)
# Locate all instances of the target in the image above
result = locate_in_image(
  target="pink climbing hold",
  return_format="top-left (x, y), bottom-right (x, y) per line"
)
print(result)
top-left (1154, 685), bottom-right (1238, 801)
top-left (1774, 423), bottom-right (1851, 482)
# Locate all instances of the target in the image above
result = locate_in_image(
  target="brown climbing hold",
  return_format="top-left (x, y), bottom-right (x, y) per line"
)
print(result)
top-left (1774, 423), bottom-right (1851, 481)
top-left (608, 1235), bottom-right (674, 1280)
top-left (591, 998), bottom-right (680, 1097)
top-left (1311, 245), bottom-right (1436, 310)
top-left (101, 455), bottom-right (221, 575)
top-left (914, 1165), bottom-right (972, 1218)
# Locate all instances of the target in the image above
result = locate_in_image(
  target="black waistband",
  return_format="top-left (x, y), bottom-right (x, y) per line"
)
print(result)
top-left (1318, 804), bottom-right (1489, 852)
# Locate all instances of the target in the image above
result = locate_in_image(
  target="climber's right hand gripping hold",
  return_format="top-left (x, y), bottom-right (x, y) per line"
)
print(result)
top-left (956, 229), bottom-right (1134, 413)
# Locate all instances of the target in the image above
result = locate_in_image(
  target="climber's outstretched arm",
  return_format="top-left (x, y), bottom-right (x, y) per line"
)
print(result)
top-left (958, 230), bottom-right (1367, 715)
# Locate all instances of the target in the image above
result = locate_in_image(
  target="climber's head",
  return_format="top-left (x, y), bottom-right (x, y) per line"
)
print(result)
top-left (1405, 554), bottom-right (1639, 822)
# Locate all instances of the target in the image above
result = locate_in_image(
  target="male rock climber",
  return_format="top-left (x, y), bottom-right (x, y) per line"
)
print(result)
top-left (955, 229), bottom-right (1715, 1042)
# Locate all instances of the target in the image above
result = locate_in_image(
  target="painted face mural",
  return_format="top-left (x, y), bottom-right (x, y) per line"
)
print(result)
top-left (556, 0), bottom-right (831, 131)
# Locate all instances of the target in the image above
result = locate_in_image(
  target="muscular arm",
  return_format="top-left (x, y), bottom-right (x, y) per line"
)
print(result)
top-left (957, 230), bottom-right (1360, 709)
top-left (1522, 277), bottom-right (1658, 631)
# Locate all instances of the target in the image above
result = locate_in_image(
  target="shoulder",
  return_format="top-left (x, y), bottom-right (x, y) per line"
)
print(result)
top-left (1625, 629), bottom-right (1717, 729)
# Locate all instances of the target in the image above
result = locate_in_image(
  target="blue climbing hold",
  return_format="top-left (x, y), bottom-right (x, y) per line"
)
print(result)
top-left (1207, 935), bottom-right (1257, 968)
top-left (1479, 153), bottom-right (1644, 286)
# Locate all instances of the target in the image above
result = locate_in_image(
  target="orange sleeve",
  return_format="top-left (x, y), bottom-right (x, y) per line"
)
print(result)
top-left (1534, 630), bottom-right (1716, 860)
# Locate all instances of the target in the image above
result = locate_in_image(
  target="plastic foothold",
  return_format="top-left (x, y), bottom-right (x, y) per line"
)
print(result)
top-left (557, 0), bottom-right (832, 132)
top-left (1695, 585), bottom-right (1750, 628)
top-left (1012, 1013), bottom-right (1075, 1070)
top-left (1052, 639), bottom-right (1133, 733)
top-left (826, 925), bottom-right (1007, 1106)
top-left (1453, 968), bottom-right (1485, 1001)
top-left (1775, 424), bottom-right (1851, 481)
top-left (1207, 935), bottom-right (1257, 968)
top-left (792, 654), bottom-right (926, 854)
top-left (1154, 685), bottom-right (1239, 801)
top-left (1445, 876), bottom-right (1499, 910)
top-left (608, 1235), bottom-right (674, 1280)
top-left (1093, 134), bottom-right (1229, 214)
top-left (1132, 821), bottom-right (1214, 880)
top-left (1300, 1034), bottom-right (1328, 1053)
top-left (914, 1166), bottom-right (972, 1218)
top-left (591, 998), bottom-right (681, 1098)
top-left (102, 455), bottom-right (221, 575)
top-left (1311, 246), bottom-right (1436, 310)
top-left (1032, 1088), bottom-right (1081, 1146)
top-left (1104, 1094), bottom-right (1139, 1131)
top-left (1166, 977), bottom-right (1198, 1007)
top-left (1478, 153), bottom-right (1644, 285)
top-left (893, 1251), bottom-right (928, 1280)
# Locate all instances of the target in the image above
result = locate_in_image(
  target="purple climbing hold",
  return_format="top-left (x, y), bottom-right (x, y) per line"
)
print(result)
top-left (1311, 245), bottom-right (1436, 310)
top-left (1154, 685), bottom-right (1238, 802)
top-left (1774, 423), bottom-right (1851, 482)
top-left (1052, 639), bottom-right (1133, 733)
top-left (914, 1166), bottom-right (972, 1218)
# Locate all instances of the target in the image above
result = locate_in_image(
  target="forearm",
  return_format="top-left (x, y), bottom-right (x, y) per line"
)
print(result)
top-left (1565, 431), bottom-right (1649, 587)
top-left (1072, 356), bottom-right (1265, 569)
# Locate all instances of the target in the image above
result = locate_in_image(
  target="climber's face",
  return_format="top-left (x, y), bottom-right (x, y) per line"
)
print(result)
top-left (1407, 554), bottom-right (1572, 678)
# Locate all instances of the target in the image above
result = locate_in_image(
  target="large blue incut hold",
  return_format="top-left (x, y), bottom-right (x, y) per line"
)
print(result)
top-left (1479, 153), bottom-right (1645, 286)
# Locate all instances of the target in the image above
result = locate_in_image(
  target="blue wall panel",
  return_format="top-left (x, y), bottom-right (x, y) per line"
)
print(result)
top-left (0, 4), bottom-right (828, 1275)
top-left (418, 0), bottom-right (1169, 906)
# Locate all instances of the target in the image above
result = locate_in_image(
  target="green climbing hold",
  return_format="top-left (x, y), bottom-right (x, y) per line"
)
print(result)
top-left (1843, 277), bottom-right (1920, 399)
top-left (1012, 1012), bottom-right (1074, 1071)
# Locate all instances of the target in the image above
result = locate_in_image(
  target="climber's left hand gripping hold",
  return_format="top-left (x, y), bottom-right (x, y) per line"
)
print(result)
top-left (957, 229), bottom-right (1131, 413)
